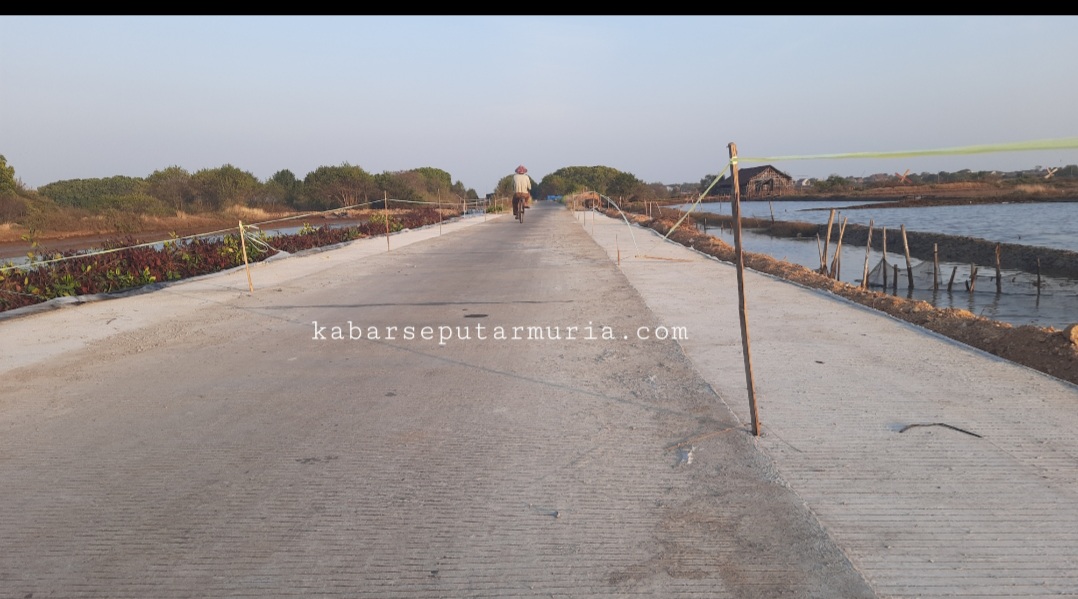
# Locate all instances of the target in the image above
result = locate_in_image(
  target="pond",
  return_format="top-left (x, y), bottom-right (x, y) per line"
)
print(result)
top-left (678, 200), bottom-right (1078, 330)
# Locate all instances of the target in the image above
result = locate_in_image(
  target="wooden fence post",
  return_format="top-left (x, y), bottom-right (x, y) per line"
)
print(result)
top-left (728, 142), bottom-right (760, 437)
top-left (238, 220), bottom-right (253, 293)
top-left (821, 209), bottom-right (835, 274)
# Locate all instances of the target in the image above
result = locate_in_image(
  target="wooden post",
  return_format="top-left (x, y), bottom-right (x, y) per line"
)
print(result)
top-left (892, 264), bottom-right (898, 292)
top-left (830, 217), bottom-right (847, 279)
top-left (768, 200), bottom-right (775, 224)
top-left (862, 220), bottom-right (874, 289)
top-left (821, 209), bottom-right (835, 274)
top-left (933, 243), bottom-right (940, 291)
top-left (995, 243), bottom-right (1002, 294)
top-left (1036, 258), bottom-right (1042, 296)
top-left (968, 263), bottom-right (977, 293)
top-left (882, 228), bottom-right (888, 290)
top-left (901, 225), bottom-right (914, 290)
top-left (384, 192), bottom-right (390, 252)
top-left (728, 142), bottom-right (760, 437)
top-left (238, 220), bottom-right (254, 293)
top-left (948, 266), bottom-right (958, 292)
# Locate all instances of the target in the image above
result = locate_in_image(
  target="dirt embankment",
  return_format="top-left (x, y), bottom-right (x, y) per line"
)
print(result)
top-left (606, 208), bottom-right (1078, 387)
top-left (0, 208), bottom-right (393, 262)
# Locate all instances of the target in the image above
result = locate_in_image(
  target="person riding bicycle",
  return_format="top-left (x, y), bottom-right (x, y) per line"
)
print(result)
top-left (512, 165), bottom-right (532, 218)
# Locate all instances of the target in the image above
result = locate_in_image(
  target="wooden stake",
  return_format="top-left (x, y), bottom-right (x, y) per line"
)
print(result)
top-left (892, 264), bottom-right (899, 293)
top-left (830, 217), bottom-right (847, 279)
top-left (901, 225), bottom-right (914, 290)
top-left (933, 243), bottom-right (940, 291)
top-left (728, 142), bottom-right (760, 437)
top-left (238, 220), bottom-right (253, 293)
top-left (821, 209), bottom-right (835, 274)
top-left (882, 228), bottom-right (888, 290)
top-left (384, 192), bottom-right (390, 252)
top-left (995, 243), bottom-right (1002, 294)
top-left (968, 263), bottom-right (977, 293)
top-left (1036, 258), bottom-right (1042, 295)
top-left (768, 200), bottom-right (775, 224)
top-left (862, 220), bottom-right (874, 289)
top-left (948, 266), bottom-right (958, 292)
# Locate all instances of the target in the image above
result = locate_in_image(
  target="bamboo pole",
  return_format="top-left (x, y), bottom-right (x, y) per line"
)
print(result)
top-left (862, 220), bottom-right (874, 289)
top-left (882, 228), bottom-right (888, 290)
top-left (933, 243), bottom-right (940, 291)
top-left (768, 200), bottom-right (775, 224)
top-left (892, 264), bottom-right (898, 293)
top-left (238, 220), bottom-right (254, 293)
top-left (830, 217), bottom-right (847, 279)
top-left (728, 142), bottom-right (760, 437)
top-left (968, 263), bottom-right (977, 293)
top-left (995, 243), bottom-right (1002, 294)
top-left (948, 266), bottom-right (958, 292)
top-left (384, 192), bottom-right (391, 252)
top-left (821, 209), bottom-right (836, 274)
top-left (901, 225), bottom-right (914, 290)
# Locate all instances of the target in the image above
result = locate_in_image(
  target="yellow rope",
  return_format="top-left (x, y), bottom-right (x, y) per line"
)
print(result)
top-left (742, 137), bottom-right (1078, 163)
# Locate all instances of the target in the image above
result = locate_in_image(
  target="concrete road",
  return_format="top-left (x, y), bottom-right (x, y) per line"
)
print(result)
top-left (581, 207), bottom-right (1078, 599)
top-left (0, 203), bottom-right (872, 598)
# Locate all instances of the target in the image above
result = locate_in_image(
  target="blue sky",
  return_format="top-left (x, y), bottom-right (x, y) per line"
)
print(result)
top-left (2, 16), bottom-right (1077, 194)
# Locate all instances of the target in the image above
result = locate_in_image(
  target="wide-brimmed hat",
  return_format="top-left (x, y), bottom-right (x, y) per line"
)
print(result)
top-left (515, 165), bottom-right (528, 174)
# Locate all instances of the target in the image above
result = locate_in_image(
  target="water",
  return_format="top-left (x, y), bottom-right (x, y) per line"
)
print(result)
top-left (686, 199), bottom-right (1078, 252)
top-left (683, 200), bottom-right (1078, 330)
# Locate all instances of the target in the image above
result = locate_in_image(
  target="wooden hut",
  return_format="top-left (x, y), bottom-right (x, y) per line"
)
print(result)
top-left (714, 165), bottom-right (794, 198)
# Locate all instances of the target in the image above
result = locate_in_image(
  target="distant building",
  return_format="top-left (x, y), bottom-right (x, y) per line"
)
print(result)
top-left (714, 165), bottom-right (795, 198)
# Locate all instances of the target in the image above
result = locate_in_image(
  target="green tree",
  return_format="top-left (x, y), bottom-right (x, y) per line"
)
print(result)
top-left (410, 167), bottom-right (453, 200)
top-left (145, 166), bottom-right (193, 212)
top-left (374, 171), bottom-right (424, 204)
top-left (189, 165), bottom-right (261, 211)
top-left (0, 155), bottom-right (17, 194)
top-left (263, 169), bottom-right (303, 207)
top-left (302, 163), bottom-right (375, 210)
top-left (536, 166), bottom-right (645, 200)
top-left (38, 175), bottom-right (146, 210)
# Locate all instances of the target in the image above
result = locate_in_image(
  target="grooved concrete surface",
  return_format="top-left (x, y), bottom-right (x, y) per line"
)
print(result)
top-left (1, 204), bottom-right (874, 598)
top-left (580, 208), bottom-right (1078, 598)
top-left (7, 203), bottom-right (1077, 598)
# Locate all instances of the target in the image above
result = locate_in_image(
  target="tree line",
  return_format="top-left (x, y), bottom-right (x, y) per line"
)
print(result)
top-left (0, 156), bottom-right (480, 225)
top-left (4, 153), bottom-right (1076, 229)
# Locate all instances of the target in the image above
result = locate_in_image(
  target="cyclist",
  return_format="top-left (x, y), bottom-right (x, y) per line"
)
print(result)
top-left (512, 165), bottom-right (532, 219)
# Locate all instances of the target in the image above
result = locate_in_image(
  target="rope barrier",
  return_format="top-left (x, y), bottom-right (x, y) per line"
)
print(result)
top-left (0, 198), bottom-right (466, 274)
top-left (741, 136), bottom-right (1078, 164)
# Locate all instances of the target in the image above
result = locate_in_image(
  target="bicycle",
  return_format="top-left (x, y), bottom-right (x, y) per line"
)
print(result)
top-left (513, 194), bottom-right (529, 223)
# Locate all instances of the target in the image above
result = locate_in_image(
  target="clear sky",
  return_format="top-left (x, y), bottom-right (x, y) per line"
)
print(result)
top-left (3, 16), bottom-right (1078, 194)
